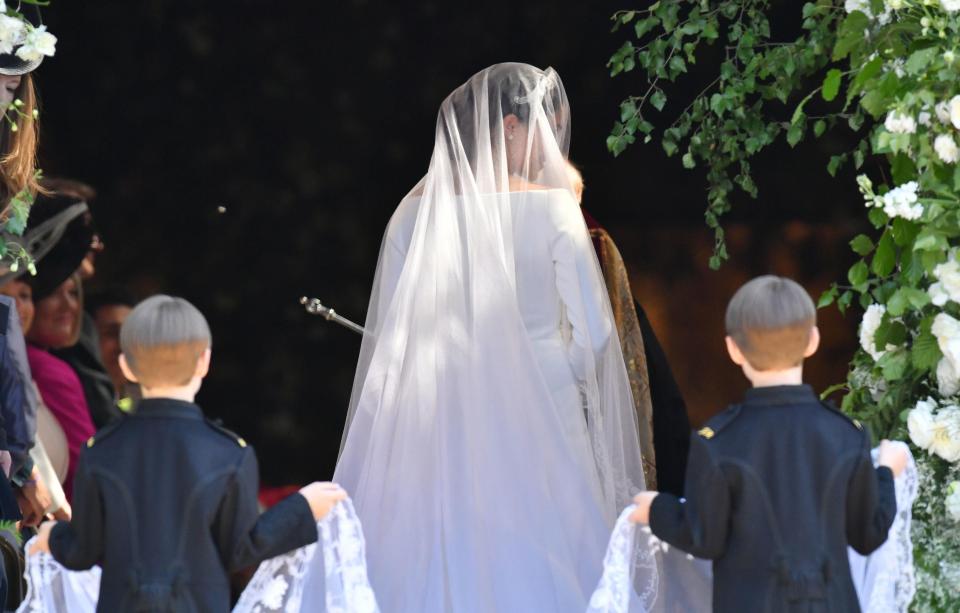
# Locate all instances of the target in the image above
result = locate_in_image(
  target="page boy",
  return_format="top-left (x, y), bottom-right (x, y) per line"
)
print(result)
top-left (31, 295), bottom-right (346, 611)
top-left (632, 275), bottom-right (907, 612)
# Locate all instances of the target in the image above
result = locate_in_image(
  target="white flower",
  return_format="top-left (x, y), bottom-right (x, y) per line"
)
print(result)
top-left (930, 407), bottom-right (960, 462)
top-left (934, 312), bottom-right (960, 373)
top-left (0, 14), bottom-right (24, 55)
top-left (860, 304), bottom-right (892, 361)
top-left (942, 0), bottom-right (960, 11)
top-left (936, 134), bottom-right (960, 163)
top-left (15, 25), bottom-right (55, 62)
top-left (950, 95), bottom-right (960, 130)
top-left (947, 482), bottom-right (960, 522)
top-left (946, 50), bottom-right (957, 65)
top-left (885, 110), bottom-right (917, 134)
top-left (936, 101), bottom-right (952, 124)
top-left (919, 110), bottom-right (932, 126)
top-left (908, 397), bottom-right (938, 449)
top-left (888, 0), bottom-right (905, 8)
top-left (881, 181), bottom-right (923, 220)
top-left (932, 255), bottom-right (960, 305)
top-left (930, 282), bottom-right (951, 306)
top-left (939, 356), bottom-right (960, 396)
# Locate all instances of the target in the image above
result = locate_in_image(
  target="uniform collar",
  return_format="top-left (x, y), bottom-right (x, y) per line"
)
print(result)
top-left (744, 384), bottom-right (818, 406)
top-left (134, 398), bottom-right (204, 420)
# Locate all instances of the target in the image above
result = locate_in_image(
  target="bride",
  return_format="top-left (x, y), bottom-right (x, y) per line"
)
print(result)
top-left (326, 63), bottom-right (653, 612)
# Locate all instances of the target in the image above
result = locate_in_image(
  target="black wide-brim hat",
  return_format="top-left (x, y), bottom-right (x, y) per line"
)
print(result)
top-left (0, 192), bottom-right (93, 300)
top-left (0, 4), bottom-right (44, 76)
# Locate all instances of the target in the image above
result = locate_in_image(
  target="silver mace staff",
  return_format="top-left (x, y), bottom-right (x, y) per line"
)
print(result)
top-left (299, 297), bottom-right (366, 335)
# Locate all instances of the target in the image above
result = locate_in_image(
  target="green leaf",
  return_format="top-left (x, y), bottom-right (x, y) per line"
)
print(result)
top-left (867, 207), bottom-right (888, 229)
top-left (890, 153), bottom-right (916, 185)
top-left (850, 234), bottom-right (875, 256)
top-left (905, 47), bottom-right (938, 76)
top-left (833, 11), bottom-right (870, 61)
top-left (902, 287), bottom-right (931, 310)
top-left (838, 290), bottom-right (854, 313)
top-left (650, 89), bottom-right (667, 111)
top-left (891, 218), bottom-right (919, 248)
top-left (682, 152), bottom-right (696, 169)
top-left (827, 154), bottom-right (847, 177)
top-left (886, 289), bottom-right (909, 317)
top-left (813, 119), bottom-right (826, 137)
top-left (787, 122), bottom-right (804, 147)
top-left (879, 350), bottom-right (908, 382)
top-left (822, 69), bottom-right (842, 102)
top-left (912, 322), bottom-right (942, 372)
top-left (860, 89), bottom-right (887, 118)
top-left (848, 55), bottom-right (884, 97)
top-left (871, 231), bottom-right (895, 277)
top-left (848, 260), bottom-right (869, 289)
top-left (635, 17), bottom-right (658, 38)
top-left (818, 286), bottom-right (838, 308)
top-left (669, 55), bottom-right (687, 75)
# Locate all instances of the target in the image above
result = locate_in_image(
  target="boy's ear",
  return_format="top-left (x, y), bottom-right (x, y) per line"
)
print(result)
top-left (804, 326), bottom-right (821, 358)
top-left (195, 348), bottom-right (212, 379)
top-left (118, 354), bottom-right (139, 383)
top-left (725, 336), bottom-right (746, 366)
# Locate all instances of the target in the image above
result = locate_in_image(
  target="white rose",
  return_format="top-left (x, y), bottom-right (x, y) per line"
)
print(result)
top-left (931, 282), bottom-right (951, 306)
top-left (936, 101), bottom-right (952, 124)
top-left (884, 111), bottom-right (917, 134)
top-left (907, 398), bottom-right (938, 449)
top-left (930, 407), bottom-right (960, 462)
top-left (934, 312), bottom-right (960, 370)
top-left (933, 255), bottom-right (960, 305)
top-left (950, 95), bottom-right (960, 130)
top-left (939, 356), bottom-right (960, 396)
top-left (0, 14), bottom-right (24, 55)
top-left (942, 0), bottom-right (960, 11)
top-left (15, 25), bottom-right (56, 62)
top-left (860, 304), bottom-right (890, 361)
top-left (936, 134), bottom-right (960, 163)
top-left (947, 482), bottom-right (960, 522)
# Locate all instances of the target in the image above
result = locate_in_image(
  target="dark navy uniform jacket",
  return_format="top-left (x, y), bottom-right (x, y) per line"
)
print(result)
top-left (49, 398), bottom-right (318, 612)
top-left (649, 385), bottom-right (896, 613)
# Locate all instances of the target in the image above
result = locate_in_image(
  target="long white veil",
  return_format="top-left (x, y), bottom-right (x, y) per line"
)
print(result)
top-left (333, 62), bottom-right (654, 612)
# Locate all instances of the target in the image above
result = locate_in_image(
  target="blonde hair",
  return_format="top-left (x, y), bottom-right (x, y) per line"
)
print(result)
top-left (0, 73), bottom-right (40, 215)
top-left (725, 275), bottom-right (816, 371)
top-left (565, 160), bottom-right (584, 203)
top-left (120, 295), bottom-right (212, 388)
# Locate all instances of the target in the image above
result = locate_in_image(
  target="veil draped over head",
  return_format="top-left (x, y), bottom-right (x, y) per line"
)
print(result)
top-left (332, 63), bottom-right (656, 612)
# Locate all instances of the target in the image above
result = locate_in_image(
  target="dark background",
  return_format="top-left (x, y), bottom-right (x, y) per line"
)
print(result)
top-left (35, 1), bottom-right (867, 485)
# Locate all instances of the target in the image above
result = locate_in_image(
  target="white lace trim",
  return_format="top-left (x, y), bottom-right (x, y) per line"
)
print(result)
top-left (586, 504), bottom-right (659, 613)
top-left (234, 498), bottom-right (379, 613)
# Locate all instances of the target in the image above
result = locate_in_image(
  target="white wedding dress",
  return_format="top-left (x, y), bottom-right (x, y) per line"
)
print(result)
top-left (329, 63), bottom-right (654, 612)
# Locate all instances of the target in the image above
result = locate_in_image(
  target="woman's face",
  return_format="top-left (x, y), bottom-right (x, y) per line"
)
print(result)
top-left (27, 276), bottom-right (80, 349)
top-left (0, 279), bottom-right (34, 333)
top-left (0, 74), bottom-right (21, 112)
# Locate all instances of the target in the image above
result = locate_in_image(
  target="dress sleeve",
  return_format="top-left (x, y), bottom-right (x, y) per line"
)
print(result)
top-left (48, 452), bottom-right (104, 570)
top-left (548, 195), bottom-right (612, 380)
top-left (648, 433), bottom-right (731, 559)
top-left (846, 430), bottom-right (897, 555)
top-left (215, 447), bottom-right (318, 571)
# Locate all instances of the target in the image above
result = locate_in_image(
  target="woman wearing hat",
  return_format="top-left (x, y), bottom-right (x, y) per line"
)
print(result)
top-left (14, 191), bottom-right (98, 503)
